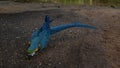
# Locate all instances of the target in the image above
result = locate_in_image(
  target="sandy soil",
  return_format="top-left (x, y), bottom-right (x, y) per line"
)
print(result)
top-left (0, 1), bottom-right (120, 68)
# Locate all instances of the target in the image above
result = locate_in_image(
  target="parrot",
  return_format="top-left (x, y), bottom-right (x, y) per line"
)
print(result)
top-left (27, 15), bottom-right (96, 58)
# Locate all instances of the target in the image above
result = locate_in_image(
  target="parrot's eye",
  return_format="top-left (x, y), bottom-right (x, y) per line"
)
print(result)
top-left (27, 41), bottom-right (31, 46)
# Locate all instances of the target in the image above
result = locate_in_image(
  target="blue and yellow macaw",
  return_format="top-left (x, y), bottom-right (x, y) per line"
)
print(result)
top-left (27, 15), bottom-right (96, 57)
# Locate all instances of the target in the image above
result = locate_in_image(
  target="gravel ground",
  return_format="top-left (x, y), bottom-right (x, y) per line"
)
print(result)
top-left (0, 1), bottom-right (120, 68)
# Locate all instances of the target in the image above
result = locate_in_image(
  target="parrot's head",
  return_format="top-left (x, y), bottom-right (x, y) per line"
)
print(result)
top-left (26, 37), bottom-right (40, 59)
top-left (27, 47), bottom-right (38, 57)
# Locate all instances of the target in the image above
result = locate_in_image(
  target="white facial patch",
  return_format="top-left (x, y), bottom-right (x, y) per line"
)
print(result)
top-left (28, 52), bottom-right (35, 56)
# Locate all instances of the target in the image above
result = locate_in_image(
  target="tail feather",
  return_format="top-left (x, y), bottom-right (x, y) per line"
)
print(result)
top-left (50, 22), bottom-right (96, 35)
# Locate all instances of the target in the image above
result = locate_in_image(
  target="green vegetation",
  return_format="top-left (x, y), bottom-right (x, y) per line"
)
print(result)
top-left (2, 0), bottom-right (120, 6)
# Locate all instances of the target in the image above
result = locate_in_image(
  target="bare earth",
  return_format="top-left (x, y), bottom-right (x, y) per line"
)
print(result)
top-left (0, 1), bottom-right (120, 68)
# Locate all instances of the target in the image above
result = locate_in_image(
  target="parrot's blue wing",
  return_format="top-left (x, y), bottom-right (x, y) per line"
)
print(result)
top-left (50, 22), bottom-right (96, 35)
top-left (30, 16), bottom-right (51, 40)
top-left (30, 29), bottom-right (40, 40)
top-left (39, 30), bottom-right (51, 49)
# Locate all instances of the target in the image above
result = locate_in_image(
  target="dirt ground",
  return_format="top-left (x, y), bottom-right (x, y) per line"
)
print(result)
top-left (0, 1), bottom-right (120, 68)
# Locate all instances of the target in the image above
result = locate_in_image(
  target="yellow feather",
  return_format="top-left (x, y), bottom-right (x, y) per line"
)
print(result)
top-left (35, 48), bottom-right (39, 52)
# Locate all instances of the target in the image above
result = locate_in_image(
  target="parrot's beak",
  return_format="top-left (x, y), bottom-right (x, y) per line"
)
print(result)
top-left (26, 47), bottom-right (39, 60)
top-left (28, 52), bottom-right (35, 56)
top-left (27, 50), bottom-right (35, 57)
top-left (26, 52), bottom-right (35, 60)
top-left (27, 48), bottom-right (39, 57)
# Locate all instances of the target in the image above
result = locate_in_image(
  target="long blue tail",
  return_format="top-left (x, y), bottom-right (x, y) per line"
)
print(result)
top-left (50, 22), bottom-right (96, 35)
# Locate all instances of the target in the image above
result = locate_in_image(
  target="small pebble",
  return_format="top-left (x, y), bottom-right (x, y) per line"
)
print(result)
top-left (15, 27), bottom-right (19, 29)
top-left (39, 62), bottom-right (42, 66)
top-left (16, 37), bottom-right (20, 39)
top-left (48, 63), bottom-right (51, 66)
top-left (58, 62), bottom-right (61, 64)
